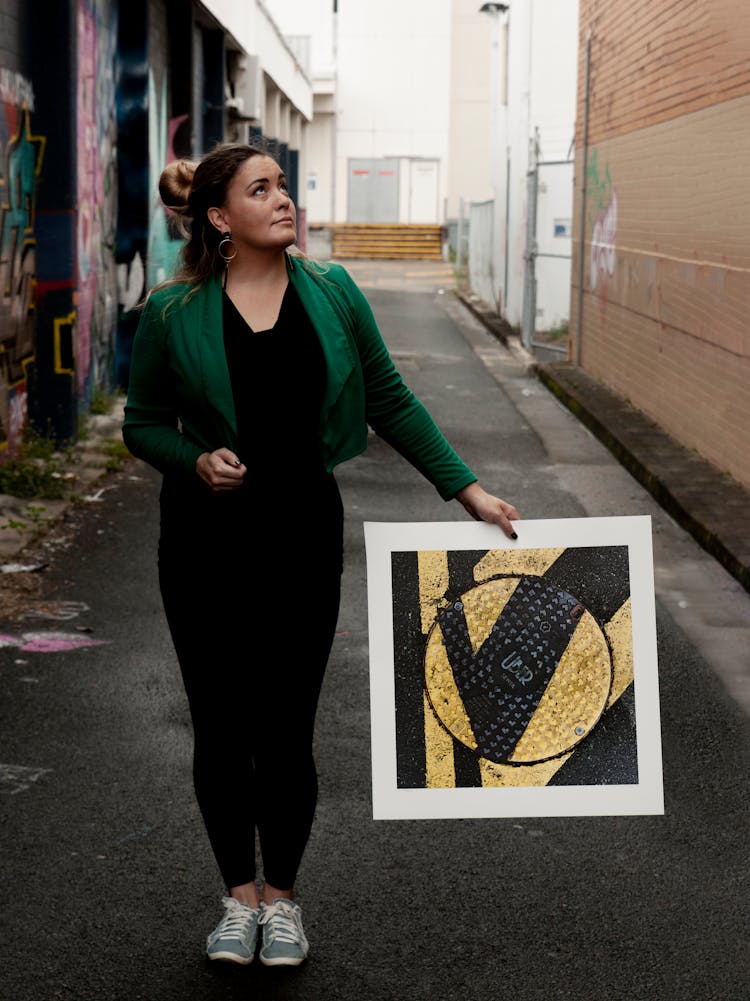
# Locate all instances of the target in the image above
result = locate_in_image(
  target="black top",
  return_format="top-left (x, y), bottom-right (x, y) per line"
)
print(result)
top-left (222, 282), bottom-right (328, 487)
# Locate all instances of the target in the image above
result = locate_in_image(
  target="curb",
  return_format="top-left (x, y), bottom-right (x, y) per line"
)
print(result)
top-left (0, 398), bottom-right (128, 567)
top-left (454, 289), bottom-right (513, 346)
top-left (450, 289), bottom-right (750, 597)
top-left (534, 361), bottom-right (750, 595)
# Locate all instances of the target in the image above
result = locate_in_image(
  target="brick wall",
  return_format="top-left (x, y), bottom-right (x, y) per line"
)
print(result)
top-left (572, 1), bottom-right (750, 488)
top-left (577, 0), bottom-right (750, 142)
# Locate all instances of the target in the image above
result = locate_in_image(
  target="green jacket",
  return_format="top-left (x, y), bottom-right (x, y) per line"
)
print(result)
top-left (122, 256), bottom-right (476, 501)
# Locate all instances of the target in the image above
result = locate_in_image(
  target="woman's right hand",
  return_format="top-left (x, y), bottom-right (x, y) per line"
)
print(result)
top-left (196, 448), bottom-right (247, 493)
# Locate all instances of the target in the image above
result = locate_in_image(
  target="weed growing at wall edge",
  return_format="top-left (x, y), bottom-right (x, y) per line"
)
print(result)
top-left (0, 454), bottom-right (68, 499)
top-left (103, 440), bottom-right (131, 473)
top-left (0, 429), bottom-right (74, 500)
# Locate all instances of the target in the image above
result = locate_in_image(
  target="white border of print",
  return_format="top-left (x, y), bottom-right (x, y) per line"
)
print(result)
top-left (364, 515), bottom-right (663, 820)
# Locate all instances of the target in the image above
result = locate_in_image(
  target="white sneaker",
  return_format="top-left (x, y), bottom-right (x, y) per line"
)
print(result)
top-left (258, 898), bottom-right (309, 967)
top-left (206, 897), bottom-right (260, 965)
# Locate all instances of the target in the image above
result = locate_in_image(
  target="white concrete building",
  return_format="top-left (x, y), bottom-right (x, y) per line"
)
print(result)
top-left (448, 0), bottom-right (494, 220)
top-left (263, 0), bottom-right (337, 224)
top-left (260, 1), bottom-right (497, 233)
top-left (203, 0), bottom-right (313, 126)
top-left (200, 0), bottom-right (314, 239)
top-left (333, 0), bottom-right (452, 225)
top-left (233, 0), bottom-right (576, 319)
top-left (482, 0), bottom-right (578, 332)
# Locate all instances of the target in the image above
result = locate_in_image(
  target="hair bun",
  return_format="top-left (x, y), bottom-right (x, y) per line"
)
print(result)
top-left (159, 159), bottom-right (196, 212)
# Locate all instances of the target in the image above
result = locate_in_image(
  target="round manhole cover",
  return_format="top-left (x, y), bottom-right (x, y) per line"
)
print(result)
top-left (424, 576), bottom-right (612, 764)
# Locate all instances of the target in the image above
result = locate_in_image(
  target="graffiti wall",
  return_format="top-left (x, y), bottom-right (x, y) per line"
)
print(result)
top-left (115, 0), bottom-right (191, 388)
top-left (1, 0), bottom-right (119, 451)
top-left (0, 69), bottom-right (45, 451)
top-left (1, 0), bottom-right (312, 440)
top-left (586, 148), bottom-right (617, 315)
top-left (77, 0), bottom-right (119, 405)
top-left (147, 69), bottom-right (186, 289)
top-left (147, 0), bottom-right (185, 291)
top-left (572, 109), bottom-right (750, 490)
top-left (572, 1), bottom-right (750, 490)
top-left (113, 0), bottom-right (148, 387)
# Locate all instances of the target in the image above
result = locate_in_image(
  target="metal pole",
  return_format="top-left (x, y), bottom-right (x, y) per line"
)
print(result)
top-left (502, 8), bottom-right (510, 315)
top-left (575, 31), bottom-right (591, 366)
top-left (521, 165), bottom-right (538, 352)
top-left (457, 197), bottom-right (465, 271)
top-left (504, 148), bottom-right (510, 309)
top-left (331, 2), bottom-right (339, 227)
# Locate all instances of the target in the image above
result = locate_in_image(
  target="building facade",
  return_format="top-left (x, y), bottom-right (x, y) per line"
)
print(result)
top-left (267, 0), bottom-right (458, 228)
top-left (333, 0), bottom-right (452, 226)
top-left (263, 0), bottom-right (337, 226)
top-left (0, 0), bottom-right (310, 454)
top-left (481, 0), bottom-right (579, 330)
top-left (571, 0), bottom-right (750, 488)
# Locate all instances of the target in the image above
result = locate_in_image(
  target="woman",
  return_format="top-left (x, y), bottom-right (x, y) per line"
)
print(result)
top-left (123, 143), bottom-right (520, 968)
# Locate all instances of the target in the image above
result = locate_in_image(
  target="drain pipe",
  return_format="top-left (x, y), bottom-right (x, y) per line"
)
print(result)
top-left (575, 30), bottom-right (591, 366)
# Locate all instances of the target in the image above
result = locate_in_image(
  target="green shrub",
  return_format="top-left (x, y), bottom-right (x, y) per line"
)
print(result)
top-left (0, 455), bottom-right (67, 499)
top-left (90, 386), bottom-right (117, 415)
top-left (103, 439), bottom-right (131, 472)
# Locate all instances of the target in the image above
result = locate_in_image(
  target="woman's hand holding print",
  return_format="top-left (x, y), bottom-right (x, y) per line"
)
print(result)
top-left (455, 482), bottom-right (520, 540)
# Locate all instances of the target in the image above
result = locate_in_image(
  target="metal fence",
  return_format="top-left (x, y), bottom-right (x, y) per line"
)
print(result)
top-left (461, 199), bottom-right (495, 309)
top-left (521, 158), bottom-right (574, 354)
top-left (459, 154), bottom-right (572, 353)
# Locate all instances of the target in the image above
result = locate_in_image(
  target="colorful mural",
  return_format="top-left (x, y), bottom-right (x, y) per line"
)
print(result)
top-left (147, 69), bottom-right (185, 288)
top-left (114, 3), bottom-right (149, 387)
top-left (0, 71), bottom-right (46, 451)
top-left (77, 0), bottom-right (119, 403)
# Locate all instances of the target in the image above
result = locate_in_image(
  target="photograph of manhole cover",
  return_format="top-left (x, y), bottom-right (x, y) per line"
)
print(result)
top-left (365, 517), bottom-right (662, 819)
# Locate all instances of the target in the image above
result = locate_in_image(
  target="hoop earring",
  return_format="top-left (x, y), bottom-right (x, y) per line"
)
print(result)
top-left (218, 232), bottom-right (237, 263)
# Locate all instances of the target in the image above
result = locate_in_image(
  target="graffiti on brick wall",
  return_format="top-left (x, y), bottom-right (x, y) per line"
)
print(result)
top-left (114, 30), bottom-right (147, 337)
top-left (147, 71), bottom-right (184, 287)
top-left (77, 0), bottom-right (119, 402)
top-left (587, 149), bottom-right (617, 312)
top-left (0, 72), bottom-right (46, 450)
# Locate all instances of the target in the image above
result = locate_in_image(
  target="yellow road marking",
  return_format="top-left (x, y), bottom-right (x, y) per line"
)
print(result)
top-left (474, 547), bottom-right (565, 581)
top-left (605, 598), bottom-right (634, 707)
top-left (418, 551), bottom-right (456, 788)
top-left (417, 550), bottom-right (450, 635)
top-left (424, 691), bottom-right (456, 789)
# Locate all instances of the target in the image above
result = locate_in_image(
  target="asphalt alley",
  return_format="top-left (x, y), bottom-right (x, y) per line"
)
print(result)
top-left (1, 263), bottom-right (747, 1001)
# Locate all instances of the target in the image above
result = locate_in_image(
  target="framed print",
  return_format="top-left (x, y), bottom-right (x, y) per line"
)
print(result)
top-left (364, 516), bottom-right (663, 819)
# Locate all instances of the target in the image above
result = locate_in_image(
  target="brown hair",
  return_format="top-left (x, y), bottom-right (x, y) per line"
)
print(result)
top-left (159, 142), bottom-right (280, 288)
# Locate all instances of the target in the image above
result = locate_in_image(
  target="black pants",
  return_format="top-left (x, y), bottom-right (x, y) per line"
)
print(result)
top-left (158, 473), bottom-right (343, 890)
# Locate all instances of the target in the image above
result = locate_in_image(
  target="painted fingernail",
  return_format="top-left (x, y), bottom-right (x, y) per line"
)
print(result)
top-left (511, 531), bottom-right (518, 540)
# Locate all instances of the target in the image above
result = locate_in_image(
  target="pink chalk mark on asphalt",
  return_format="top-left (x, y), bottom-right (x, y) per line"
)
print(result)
top-left (0, 632), bottom-right (109, 653)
